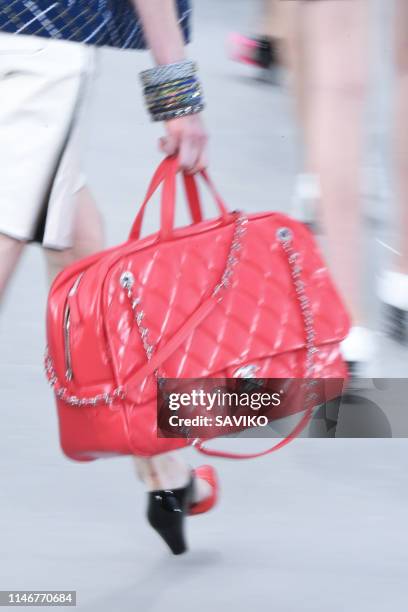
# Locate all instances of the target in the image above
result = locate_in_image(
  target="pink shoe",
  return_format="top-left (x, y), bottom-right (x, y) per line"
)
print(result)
top-left (228, 33), bottom-right (278, 69)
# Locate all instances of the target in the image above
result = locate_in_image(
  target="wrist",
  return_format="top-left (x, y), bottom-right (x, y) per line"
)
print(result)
top-left (152, 49), bottom-right (186, 66)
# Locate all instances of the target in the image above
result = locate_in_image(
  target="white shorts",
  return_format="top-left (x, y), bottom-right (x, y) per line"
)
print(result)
top-left (0, 33), bottom-right (94, 250)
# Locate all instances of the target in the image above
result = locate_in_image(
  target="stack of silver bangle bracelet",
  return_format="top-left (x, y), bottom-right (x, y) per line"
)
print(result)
top-left (140, 59), bottom-right (205, 122)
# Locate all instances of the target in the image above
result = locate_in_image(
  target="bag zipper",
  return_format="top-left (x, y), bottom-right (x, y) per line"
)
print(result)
top-left (63, 305), bottom-right (73, 381)
top-left (63, 273), bottom-right (83, 382)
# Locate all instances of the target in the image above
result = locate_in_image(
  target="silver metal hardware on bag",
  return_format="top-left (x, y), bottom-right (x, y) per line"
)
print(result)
top-left (233, 364), bottom-right (260, 378)
top-left (44, 353), bottom-right (126, 407)
top-left (63, 305), bottom-right (73, 381)
top-left (63, 272), bottom-right (84, 382)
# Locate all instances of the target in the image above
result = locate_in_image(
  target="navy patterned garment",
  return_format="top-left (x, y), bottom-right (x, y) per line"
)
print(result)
top-left (0, 0), bottom-right (191, 49)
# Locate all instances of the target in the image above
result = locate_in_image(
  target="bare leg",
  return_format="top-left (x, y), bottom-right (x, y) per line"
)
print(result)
top-left (301, 0), bottom-right (369, 324)
top-left (135, 454), bottom-right (191, 491)
top-left (282, 2), bottom-right (322, 227)
top-left (135, 454), bottom-right (212, 501)
top-left (44, 186), bottom-right (105, 283)
top-left (260, 0), bottom-right (287, 39)
top-left (281, 2), bottom-right (307, 137)
top-left (394, 0), bottom-right (408, 275)
top-left (0, 233), bottom-right (26, 303)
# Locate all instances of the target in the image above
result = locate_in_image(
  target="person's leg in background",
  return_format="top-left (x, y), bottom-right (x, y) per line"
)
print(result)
top-left (260, 0), bottom-right (287, 40)
top-left (379, 0), bottom-right (408, 340)
top-left (281, 1), bottom-right (306, 123)
top-left (296, 0), bottom-right (372, 366)
top-left (304, 0), bottom-right (369, 324)
top-left (281, 1), bottom-right (321, 220)
top-left (394, 0), bottom-right (408, 275)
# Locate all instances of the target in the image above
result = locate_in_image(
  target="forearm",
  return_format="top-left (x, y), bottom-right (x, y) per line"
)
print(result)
top-left (133, 0), bottom-right (207, 173)
top-left (132, 0), bottom-right (186, 65)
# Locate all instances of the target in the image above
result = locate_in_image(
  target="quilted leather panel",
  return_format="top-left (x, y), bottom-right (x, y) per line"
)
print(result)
top-left (103, 213), bottom-right (349, 403)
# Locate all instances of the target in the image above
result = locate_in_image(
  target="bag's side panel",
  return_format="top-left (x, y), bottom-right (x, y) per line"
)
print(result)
top-left (47, 256), bottom-right (132, 461)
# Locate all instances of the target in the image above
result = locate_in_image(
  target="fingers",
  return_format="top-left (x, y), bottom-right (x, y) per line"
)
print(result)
top-left (159, 135), bottom-right (178, 156)
top-left (178, 135), bottom-right (198, 173)
top-left (178, 134), bottom-right (208, 174)
top-left (160, 116), bottom-right (208, 173)
top-left (192, 149), bottom-right (208, 175)
top-left (188, 149), bottom-right (208, 175)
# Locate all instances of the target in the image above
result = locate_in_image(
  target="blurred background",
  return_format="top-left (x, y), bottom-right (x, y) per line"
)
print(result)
top-left (1, 1), bottom-right (408, 611)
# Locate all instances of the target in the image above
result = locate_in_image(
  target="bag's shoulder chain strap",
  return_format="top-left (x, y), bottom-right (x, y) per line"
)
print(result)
top-left (276, 227), bottom-right (318, 377)
top-left (193, 228), bottom-right (321, 458)
top-left (276, 226), bottom-right (319, 410)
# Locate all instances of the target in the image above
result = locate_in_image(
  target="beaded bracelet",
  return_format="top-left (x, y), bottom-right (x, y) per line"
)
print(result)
top-left (140, 60), bottom-right (205, 122)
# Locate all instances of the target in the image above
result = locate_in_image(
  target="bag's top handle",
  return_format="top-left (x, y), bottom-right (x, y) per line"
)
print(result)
top-left (129, 156), bottom-right (230, 242)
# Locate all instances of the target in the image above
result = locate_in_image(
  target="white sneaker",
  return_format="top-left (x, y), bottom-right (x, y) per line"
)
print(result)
top-left (378, 271), bottom-right (408, 343)
top-left (340, 326), bottom-right (376, 378)
top-left (291, 173), bottom-right (320, 229)
top-left (378, 270), bottom-right (408, 310)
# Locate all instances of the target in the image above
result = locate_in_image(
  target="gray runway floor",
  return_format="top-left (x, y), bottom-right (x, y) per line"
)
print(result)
top-left (1, 2), bottom-right (408, 610)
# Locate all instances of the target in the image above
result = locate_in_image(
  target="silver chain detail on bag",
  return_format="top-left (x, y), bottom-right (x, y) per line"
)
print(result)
top-left (276, 226), bottom-right (318, 377)
top-left (276, 227), bottom-right (319, 412)
top-left (44, 353), bottom-right (126, 407)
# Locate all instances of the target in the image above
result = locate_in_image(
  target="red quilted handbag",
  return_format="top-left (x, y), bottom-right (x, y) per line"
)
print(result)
top-left (45, 157), bottom-right (350, 461)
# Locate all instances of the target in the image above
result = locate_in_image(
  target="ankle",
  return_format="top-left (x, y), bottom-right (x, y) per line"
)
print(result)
top-left (135, 456), bottom-right (191, 492)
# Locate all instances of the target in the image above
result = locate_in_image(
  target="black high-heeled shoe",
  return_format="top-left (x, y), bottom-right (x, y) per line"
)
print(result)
top-left (147, 478), bottom-right (194, 555)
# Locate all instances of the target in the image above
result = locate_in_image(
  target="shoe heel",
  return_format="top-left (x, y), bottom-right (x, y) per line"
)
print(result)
top-left (384, 304), bottom-right (408, 344)
top-left (150, 524), bottom-right (187, 556)
top-left (147, 481), bottom-right (192, 555)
